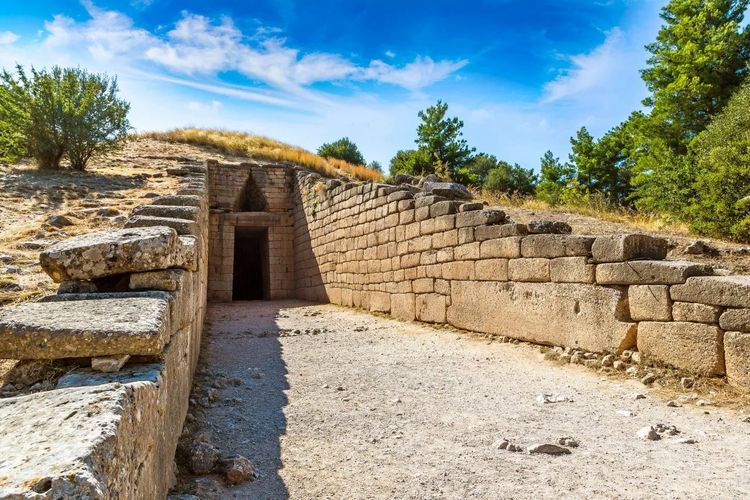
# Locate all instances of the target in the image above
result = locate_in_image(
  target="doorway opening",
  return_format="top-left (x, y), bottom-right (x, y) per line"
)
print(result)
top-left (232, 227), bottom-right (269, 300)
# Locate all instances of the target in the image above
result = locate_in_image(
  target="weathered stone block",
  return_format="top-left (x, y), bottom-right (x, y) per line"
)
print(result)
top-left (430, 201), bottom-right (462, 217)
top-left (549, 257), bottom-right (595, 283)
top-left (130, 269), bottom-right (185, 292)
top-left (422, 182), bottom-right (472, 200)
top-left (508, 258), bottom-right (550, 282)
top-left (527, 220), bottom-right (571, 234)
top-left (414, 194), bottom-right (448, 208)
top-left (474, 223), bottom-right (528, 241)
top-left (416, 294), bottom-right (447, 323)
top-left (151, 194), bottom-right (202, 207)
top-left (447, 281), bottom-right (636, 352)
top-left (479, 237), bottom-right (522, 259)
top-left (628, 285), bottom-right (672, 321)
top-left (40, 227), bottom-right (186, 282)
top-left (369, 291), bottom-right (391, 313)
top-left (671, 301), bottom-right (721, 323)
top-left (391, 293), bottom-right (415, 321)
top-left (456, 210), bottom-right (506, 228)
top-left (132, 204), bottom-right (199, 221)
top-left (520, 234), bottom-right (594, 258)
top-left (720, 309), bottom-right (750, 332)
top-left (596, 260), bottom-right (712, 285)
top-left (413, 278), bottom-right (434, 293)
top-left (0, 297), bottom-right (171, 359)
top-left (724, 331), bottom-right (750, 389)
top-left (459, 202), bottom-right (484, 212)
top-left (442, 261), bottom-right (475, 280)
top-left (475, 259), bottom-right (509, 281)
top-left (454, 242), bottom-right (480, 260)
top-left (125, 215), bottom-right (199, 236)
top-left (671, 276), bottom-right (750, 308)
top-left (591, 234), bottom-right (668, 262)
top-left (637, 322), bottom-right (724, 376)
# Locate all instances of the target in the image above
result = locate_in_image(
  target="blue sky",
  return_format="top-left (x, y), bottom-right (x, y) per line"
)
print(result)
top-left (0, 0), bottom-right (666, 169)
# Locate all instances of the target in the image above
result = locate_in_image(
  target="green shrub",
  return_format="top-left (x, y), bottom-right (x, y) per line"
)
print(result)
top-left (0, 65), bottom-right (130, 170)
top-left (388, 148), bottom-right (434, 177)
top-left (483, 161), bottom-right (537, 196)
top-left (317, 137), bottom-right (366, 165)
top-left (689, 83), bottom-right (750, 242)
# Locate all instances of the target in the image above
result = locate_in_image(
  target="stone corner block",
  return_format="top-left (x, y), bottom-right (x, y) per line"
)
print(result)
top-left (637, 321), bottom-right (725, 376)
top-left (40, 226), bottom-right (181, 282)
top-left (591, 234), bottom-right (668, 263)
top-left (0, 297), bottom-right (171, 359)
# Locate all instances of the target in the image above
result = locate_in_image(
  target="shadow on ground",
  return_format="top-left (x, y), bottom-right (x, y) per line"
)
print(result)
top-left (176, 300), bottom-right (316, 499)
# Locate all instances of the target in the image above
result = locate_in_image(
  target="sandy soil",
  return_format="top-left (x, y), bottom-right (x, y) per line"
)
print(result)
top-left (178, 301), bottom-right (750, 499)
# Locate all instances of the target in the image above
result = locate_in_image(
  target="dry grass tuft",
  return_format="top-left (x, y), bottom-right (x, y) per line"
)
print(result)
top-left (142, 128), bottom-right (384, 183)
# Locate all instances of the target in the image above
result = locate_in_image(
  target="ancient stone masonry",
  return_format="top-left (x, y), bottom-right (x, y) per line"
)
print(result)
top-left (3, 157), bottom-right (750, 497)
top-left (291, 171), bottom-right (750, 390)
top-left (0, 162), bottom-right (210, 499)
top-left (207, 160), bottom-right (294, 301)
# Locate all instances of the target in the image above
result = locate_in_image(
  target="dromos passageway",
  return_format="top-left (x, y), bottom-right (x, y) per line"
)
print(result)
top-left (181, 301), bottom-right (750, 499)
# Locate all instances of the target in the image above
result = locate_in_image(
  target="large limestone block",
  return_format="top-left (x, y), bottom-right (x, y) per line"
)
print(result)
top-left (132, 204), bottom-right (200, 221)
top-left (628, 285), bottom-right (672, 321)
top-left (39, 226), bottom-right (185, 282)
top-left (416, 294), bottom-right (447, 323)
top-left (724, 331), bottom-right (750, 389)
top-left (720, 309), bottom-right (750, 332)
top-left (637, 322), bottom-right (725, 376)
top-left (591, 234), bottom-right (668, 262)
top-left (151, 194), bottom-right (202, 207)
top-left (0, 385), bottom-right (157, 498)
top-left (596, 260), bottom-right (712, 285)
top-left (391, 293), bottom-right (416, 321)
top-left (0, 297), bottom-right (171, 359)
top-left (447, 281), bottom-right (636, 352)
top-left (125, 215), bottom-right (199, 236)
top-left (520, 234), bottom-right (594, 258)
top-left (672, 301), bottom-right (721, 323)
top-left (508, 258), bottom-right (550, 282)
top-left (422, 182), bottom-right (472, 200)
top-left (369, 291), bottom-right (391, 313)
top-left (671, 276), bottom-right (750, 308)
top-left (550, 257), bottom-right (595, 283)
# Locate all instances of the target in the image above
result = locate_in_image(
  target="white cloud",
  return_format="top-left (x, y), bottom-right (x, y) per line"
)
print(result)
top-left (385, 50), bottom-right (396, 58)
top-left (187, 99), bottom-right (222, 112)
top-left (0, 32), bottom-right (19, 45)
top-left (35, 5), bottom-right (465, 93)
top-left (362, 56), bottom-right (469, 91)
top-left (542, 28), bottom-right (626, 103)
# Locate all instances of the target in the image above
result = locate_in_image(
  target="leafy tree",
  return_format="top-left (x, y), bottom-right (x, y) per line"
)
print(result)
top-left (367, 160), bottom-right (383, 173)
top-left (388, 148), bottom-right (433, 177)
top-left (536, 150), bottom-right (574, 204)
top-left (415, 100), bottom-right (475, 181)
top-left (317, 137), bottom-right (366, 165)
top-left (464, 153), bottom-right (498, 186)
top-left (641, 0), bottom-right (750, 149)
top-left (0, 65), bottom-right (130, 170)
top-left (689, 83), bottom-right (750, 241)
top-left (568, 127), bottom-right (597, 193)
top-left (484, 161), bottom-right (537, 195)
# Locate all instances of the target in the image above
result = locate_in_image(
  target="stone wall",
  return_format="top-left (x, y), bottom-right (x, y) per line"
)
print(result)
top-left (292, 171), bottom-right (750, 390)
top-left (0, 162), bottom-right (210, 498)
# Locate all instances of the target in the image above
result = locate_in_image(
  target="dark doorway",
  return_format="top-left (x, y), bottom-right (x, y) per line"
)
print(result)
top-left (233, 227), bottom-right (268, 300)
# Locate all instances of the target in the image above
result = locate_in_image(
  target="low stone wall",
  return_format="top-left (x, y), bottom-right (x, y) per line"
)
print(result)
top-left (0, 163), bottom-right (209, 498)
top-left (292, 172), bottom-right (750, 390)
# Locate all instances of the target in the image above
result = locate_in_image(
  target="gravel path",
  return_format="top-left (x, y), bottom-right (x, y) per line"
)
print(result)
top-left (184, 301), bottom-right (750, 499)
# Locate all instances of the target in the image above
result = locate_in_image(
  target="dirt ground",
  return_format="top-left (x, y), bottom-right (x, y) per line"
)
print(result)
top-left (177, 301), bottom-right (750, 499)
